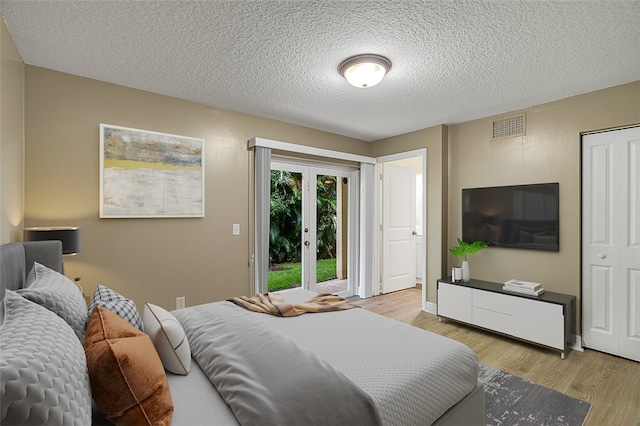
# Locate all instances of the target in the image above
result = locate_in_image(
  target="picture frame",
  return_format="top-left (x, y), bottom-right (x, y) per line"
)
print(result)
top-left (100, 124), bottom-right (205, 218)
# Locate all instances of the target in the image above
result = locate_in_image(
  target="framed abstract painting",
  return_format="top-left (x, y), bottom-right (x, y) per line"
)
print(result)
top-left (100, 124), bottom-right (205, 218)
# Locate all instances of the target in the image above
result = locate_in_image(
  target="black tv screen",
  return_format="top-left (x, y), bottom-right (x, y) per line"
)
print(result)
top-left (462, 183), bottom-right (559, 251)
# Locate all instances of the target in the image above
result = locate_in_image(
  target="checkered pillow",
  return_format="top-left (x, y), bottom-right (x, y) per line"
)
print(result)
top-left (86, 285), bottom-right (143, 331)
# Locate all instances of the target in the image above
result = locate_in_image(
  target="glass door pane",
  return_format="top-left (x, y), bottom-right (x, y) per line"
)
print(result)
top-left (267, 167), bottom-right (304, 292)
top-left (314, 173), bottom-right (348, 295)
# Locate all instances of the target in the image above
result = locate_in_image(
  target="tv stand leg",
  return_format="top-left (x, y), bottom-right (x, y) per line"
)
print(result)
top-left (561, 351), bottom-right (565, 360)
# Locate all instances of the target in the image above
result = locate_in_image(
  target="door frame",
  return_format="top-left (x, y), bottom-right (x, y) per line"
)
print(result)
top-left (271, 157), bottom-right (359, 296)
top-left (375, 149), bottom-right (427, 307)
top-left (250, 137), bottom-right (376, 297)
top-left (250, 137), bottom-right (425, 301)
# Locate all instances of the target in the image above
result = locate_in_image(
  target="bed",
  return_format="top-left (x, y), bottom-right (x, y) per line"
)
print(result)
top-left (0, 241), bottom-right (485, 425)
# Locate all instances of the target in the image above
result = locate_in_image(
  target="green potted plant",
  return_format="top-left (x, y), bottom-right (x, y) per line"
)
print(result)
top-left (449, 238), bottom-right (488, 282)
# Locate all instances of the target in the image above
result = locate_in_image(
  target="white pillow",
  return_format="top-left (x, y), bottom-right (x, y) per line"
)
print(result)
top-left (1, 290), bottom-right (92, 425)
top-left (18, 262), bottom-right (87, 341)
top-left (143, 303), bottom-right (191, 375)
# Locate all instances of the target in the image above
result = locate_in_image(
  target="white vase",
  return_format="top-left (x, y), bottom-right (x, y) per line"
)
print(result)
top-left (461, 260), bottom-right (470, 282)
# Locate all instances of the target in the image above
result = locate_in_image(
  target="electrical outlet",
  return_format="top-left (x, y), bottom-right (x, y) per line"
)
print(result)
top-left (176, 296), bottom-right (185, 310)
top-left (232, 223), bottom-right (240, 235)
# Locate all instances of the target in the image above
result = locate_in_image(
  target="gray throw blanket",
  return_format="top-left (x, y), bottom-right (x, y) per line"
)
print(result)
top-left (173, 302), bottom-right (381, 426)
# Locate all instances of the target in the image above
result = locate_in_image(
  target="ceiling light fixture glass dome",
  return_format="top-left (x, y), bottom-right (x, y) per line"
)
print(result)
top-left (339, 54), bottom-right (392, 88)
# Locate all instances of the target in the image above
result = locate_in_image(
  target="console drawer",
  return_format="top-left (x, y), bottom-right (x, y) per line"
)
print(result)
top-left (472, 306), bottom-right (513, 335)
top-left (472, 289), bottom-right (514, 315)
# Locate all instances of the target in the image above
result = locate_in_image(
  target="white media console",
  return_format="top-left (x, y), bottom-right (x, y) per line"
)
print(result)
top-left (437, 278), bottom-right (576, 358)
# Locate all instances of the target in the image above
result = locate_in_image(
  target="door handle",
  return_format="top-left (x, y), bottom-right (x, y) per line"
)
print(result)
top-left (599, 254), bottom-right (606, 259)
top-left (412, 231), bottom-right (418, 236)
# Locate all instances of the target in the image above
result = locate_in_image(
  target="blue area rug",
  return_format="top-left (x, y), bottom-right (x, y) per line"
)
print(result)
top-left (479, 364), bottom-right (591, 426)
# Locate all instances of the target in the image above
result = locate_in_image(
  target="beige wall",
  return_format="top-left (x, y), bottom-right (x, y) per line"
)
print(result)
top-left (24, 66), bottom-right (370, 310)
top-left (447, 81), bottom-right (640, 333)
top-left (14, 54), bottom-right (640, 329)
top-left (372, 125), bottom-right (449, 304)
top-left (0, 16), bottom-right (25, 243)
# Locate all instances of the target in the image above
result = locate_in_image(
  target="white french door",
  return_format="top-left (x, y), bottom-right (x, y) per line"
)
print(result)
top-left (582, 126), bottom-right (640, 362)
top-left (270, 160), bottom-right (358, 297)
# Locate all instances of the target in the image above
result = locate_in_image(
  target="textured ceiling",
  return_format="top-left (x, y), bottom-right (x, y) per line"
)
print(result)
top-left (2, 1), bottom-right (639, 142)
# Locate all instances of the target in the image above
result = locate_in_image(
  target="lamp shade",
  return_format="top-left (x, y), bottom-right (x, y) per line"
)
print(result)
top-left (24, 227), bottom-right (82, 255)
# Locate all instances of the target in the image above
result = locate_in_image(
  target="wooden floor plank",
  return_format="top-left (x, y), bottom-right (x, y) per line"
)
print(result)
top-left (353, 287), bottom-right (640, 426)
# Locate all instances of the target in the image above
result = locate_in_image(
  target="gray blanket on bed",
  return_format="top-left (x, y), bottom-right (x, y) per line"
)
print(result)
top-left (173, 302), bottom-right (381, 426)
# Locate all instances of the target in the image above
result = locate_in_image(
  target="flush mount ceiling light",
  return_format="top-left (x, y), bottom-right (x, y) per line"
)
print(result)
top-left (338, 54), bottom-right (392, 88)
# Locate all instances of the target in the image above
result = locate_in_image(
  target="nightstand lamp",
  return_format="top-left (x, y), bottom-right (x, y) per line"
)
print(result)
top-left (24, 226), bottom-right (82, 255)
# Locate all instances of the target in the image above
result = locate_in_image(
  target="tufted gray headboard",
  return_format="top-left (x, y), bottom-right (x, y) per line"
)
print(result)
top-left (0, 240), bottom-right (64, 299)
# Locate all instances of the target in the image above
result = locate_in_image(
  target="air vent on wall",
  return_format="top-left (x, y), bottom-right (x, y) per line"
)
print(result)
top-left (492, 113), bottom-right (525, 140)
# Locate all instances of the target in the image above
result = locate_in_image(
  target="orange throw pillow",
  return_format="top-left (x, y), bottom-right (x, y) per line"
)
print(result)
top-left (84, 306), bottom-right (174, 425)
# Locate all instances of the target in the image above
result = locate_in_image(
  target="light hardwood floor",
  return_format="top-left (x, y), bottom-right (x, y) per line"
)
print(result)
top-left (352, 287), bottom-right (640, 426)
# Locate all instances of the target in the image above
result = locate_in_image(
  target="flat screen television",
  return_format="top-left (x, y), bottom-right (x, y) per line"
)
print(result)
top-left (462, 183), bottom-right (559, 251)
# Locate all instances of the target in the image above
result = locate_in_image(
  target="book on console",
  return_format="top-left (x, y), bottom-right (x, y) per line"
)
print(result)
top-left (504, 279), bottom-right (543, 291)
top-left (503, 284), bottom-right (545, 296)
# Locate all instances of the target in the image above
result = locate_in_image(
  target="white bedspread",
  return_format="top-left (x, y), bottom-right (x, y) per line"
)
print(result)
top-left (258, 290), bottom-right (479, 425)
top-left (172, 289), bottom-right (478, 426)
top-left (175, 301), bottom-right (382, 426)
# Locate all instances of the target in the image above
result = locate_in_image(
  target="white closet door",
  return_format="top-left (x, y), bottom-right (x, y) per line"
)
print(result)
top-left (619, 129), bottom-right (640, 361)
top-left (582, 126), bottom-right (640, 362)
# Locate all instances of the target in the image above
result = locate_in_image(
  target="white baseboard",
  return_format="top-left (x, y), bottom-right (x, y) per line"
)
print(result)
top-left (424, 301), bottom-right (437, 315)
top-left (572, 335), bottom-right (584, 352)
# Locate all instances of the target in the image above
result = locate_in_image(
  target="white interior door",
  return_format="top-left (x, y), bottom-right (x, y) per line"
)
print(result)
top-left (382, 163), bottom-right (417, 293)
top-left (582, 126), bottom-right (640, 362)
